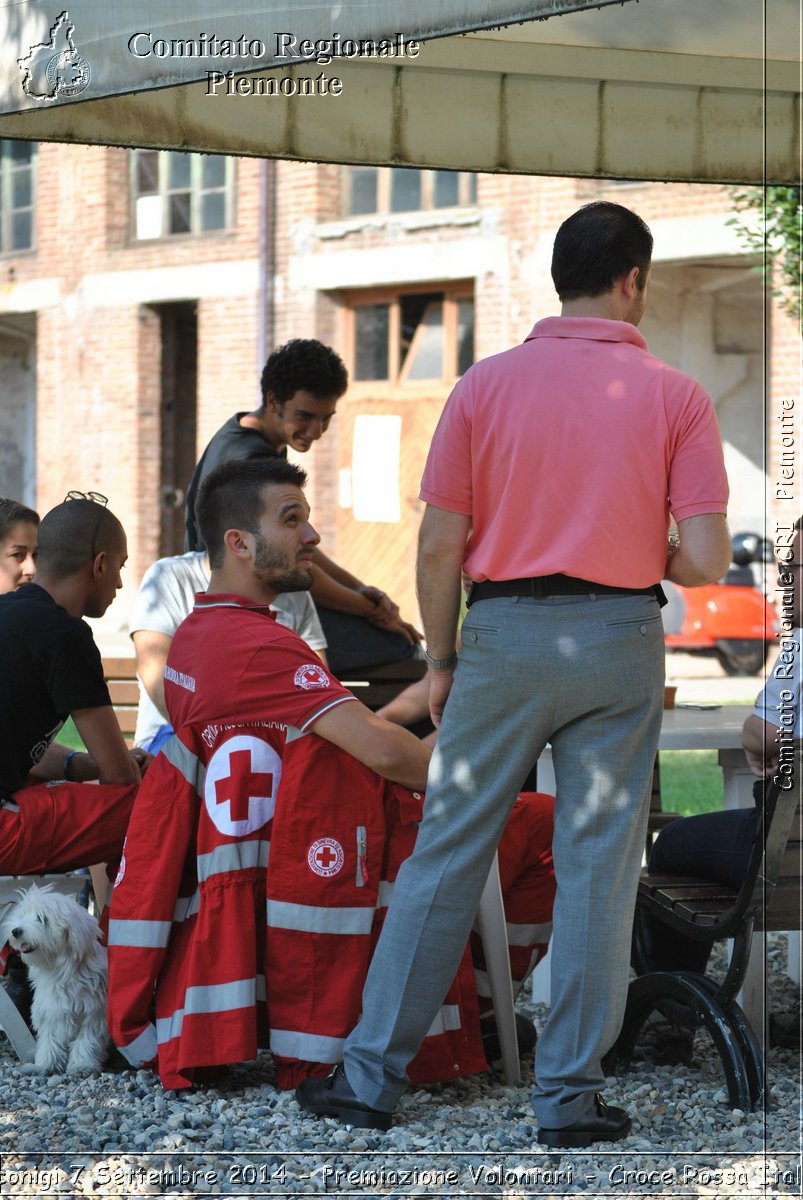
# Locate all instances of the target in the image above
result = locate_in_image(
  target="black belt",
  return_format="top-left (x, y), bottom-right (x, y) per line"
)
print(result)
top-left (467, 574), bottom-right (664, 607)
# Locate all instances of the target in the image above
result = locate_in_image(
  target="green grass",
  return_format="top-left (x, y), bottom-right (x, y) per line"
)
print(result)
top-left (56, 724), bottom-right (724, 817)
top-left (57, 717), bottom-right (85, 751)
top-left (659, 749), bottom-right (723, 817)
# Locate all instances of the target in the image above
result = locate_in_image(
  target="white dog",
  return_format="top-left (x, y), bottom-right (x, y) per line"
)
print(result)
top-left (5, 884), bottom-right (109, 1073)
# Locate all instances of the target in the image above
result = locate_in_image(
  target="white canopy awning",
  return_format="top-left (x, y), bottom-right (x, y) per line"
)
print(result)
top-left (0, 0), bottom-right (799, 183)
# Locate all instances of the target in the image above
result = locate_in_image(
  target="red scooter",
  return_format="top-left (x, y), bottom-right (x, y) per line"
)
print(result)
top-left (663, 533), bottom-right (779, 675)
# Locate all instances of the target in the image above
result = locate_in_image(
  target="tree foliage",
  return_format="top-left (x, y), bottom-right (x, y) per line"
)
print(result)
top-left (728, 186), bottom-right (801, 322)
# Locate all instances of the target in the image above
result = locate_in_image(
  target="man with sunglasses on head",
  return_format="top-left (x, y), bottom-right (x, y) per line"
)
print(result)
top-left (0, 493), bottom-right (146, 886)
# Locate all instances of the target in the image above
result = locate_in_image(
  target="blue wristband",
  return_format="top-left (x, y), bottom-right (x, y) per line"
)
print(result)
top-left (63, 750), bottom-right (79, 781)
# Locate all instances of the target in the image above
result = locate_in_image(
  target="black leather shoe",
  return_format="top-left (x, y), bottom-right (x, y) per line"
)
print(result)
top-left (296, 1065), bottom-right (393, 1131)
top-left (538, 1094), bottom-right (632, 1148)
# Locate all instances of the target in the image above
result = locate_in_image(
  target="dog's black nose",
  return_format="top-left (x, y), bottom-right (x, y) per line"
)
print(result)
top-left (11, 927), bottom-right (22, 938)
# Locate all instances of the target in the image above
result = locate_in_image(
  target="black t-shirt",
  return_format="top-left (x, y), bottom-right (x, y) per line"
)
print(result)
top-left (184, 413), bottom-right (286, 551)
top-left (0, 584), bottom-right (111, 798)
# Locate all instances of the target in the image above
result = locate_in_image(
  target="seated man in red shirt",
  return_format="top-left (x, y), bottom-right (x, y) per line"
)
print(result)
top-left (108, 459), bottom-right (555, 1096)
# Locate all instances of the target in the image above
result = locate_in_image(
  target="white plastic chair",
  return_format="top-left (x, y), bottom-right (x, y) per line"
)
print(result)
top-left (476, 852), bottom-right (521, 1084)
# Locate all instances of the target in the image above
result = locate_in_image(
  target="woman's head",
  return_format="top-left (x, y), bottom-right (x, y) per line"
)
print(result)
top-left (0, 498), bottom-right (39, 593)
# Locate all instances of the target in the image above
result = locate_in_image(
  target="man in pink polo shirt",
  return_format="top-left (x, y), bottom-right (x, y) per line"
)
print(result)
top-left (298, 202), bottom-right (730, 1144)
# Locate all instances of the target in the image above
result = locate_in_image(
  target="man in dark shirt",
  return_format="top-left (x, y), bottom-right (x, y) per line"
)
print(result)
top-left (184, 338), bottom-right (346, 551)
top-left (183, 338), bottom-right (421, 673)
top-left (0, 496), bottom-right (142, 879)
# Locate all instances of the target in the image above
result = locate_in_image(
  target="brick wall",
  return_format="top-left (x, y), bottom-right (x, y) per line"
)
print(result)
top-left (0, 144), bottom-right (795, 633)
top-left (272, 161), bottom-right (342, 554)
top-left (1, 142), bottom-right (265, 620)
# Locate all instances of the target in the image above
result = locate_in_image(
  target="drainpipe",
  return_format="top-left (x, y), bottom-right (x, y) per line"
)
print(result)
top-left (257, 157), bottom-right (276, 389)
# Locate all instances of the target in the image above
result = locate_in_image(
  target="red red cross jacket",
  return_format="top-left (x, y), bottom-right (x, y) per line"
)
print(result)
top-left (107, 734), bottom-right (554, 1091)
top-left (108, 594), bottom-right (554, 1090)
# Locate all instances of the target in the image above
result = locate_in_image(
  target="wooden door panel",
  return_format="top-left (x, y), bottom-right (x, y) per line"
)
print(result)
top-left (335, 394), bottom-right (446, 623)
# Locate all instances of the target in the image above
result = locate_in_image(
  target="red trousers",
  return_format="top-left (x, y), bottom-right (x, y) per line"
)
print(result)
top-left (0, 780), bottom-right (137, 876)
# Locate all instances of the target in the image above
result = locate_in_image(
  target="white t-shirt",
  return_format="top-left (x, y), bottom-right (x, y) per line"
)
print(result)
top-left (129, 550), bottom-right (327, 747)
top-left (754, 628), bottom-right (802, 739)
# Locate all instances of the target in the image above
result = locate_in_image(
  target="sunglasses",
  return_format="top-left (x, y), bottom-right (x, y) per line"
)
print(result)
top-left (64, 491), bottom-right (108, 506)
top-left (64, 491), bottom-right (109, 561)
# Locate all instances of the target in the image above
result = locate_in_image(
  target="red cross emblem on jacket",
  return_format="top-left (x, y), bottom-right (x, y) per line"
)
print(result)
top-left (307, 837), bottom-right (344, 877)
top-left (204, 736), bottom-right (281, 836)
top-left (214, 749), bottom-right (273, 824)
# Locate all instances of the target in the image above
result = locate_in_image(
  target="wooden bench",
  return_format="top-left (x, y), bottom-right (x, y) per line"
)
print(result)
top-left (102, 657), bottom-right (139, 747)
top-left (611, 765), bottom-right (801, 1112)
top-left (339, 658), bottom-right (427, 711)
top-left (102, 656), bottom-right (428, 746)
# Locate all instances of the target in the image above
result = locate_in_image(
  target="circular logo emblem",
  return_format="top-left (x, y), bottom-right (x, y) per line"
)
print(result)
top-left (204, 735), bottom-right (281, 837)
top-left (294, 664), bottom-right (331, 691)
top-left (46, 50), bottom-right (91, 97)
top-left (307, 838), bottom-right (344, 878)
top-left (114, 849), bottom-right (127, 889)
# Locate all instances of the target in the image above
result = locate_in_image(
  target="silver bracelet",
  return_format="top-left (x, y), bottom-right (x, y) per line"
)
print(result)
top-left (424, 649), bottom-right (458, 670)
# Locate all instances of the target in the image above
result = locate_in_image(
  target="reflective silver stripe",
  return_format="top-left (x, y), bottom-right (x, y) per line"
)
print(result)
top-left (506, 920), bottom-right (552, 947)
top-left (157, 977), bottom-right (257, 1044)
top-left (377, 880), bottom-right (394, 909)
top-left (270, 1028), bottom-right (345, 1063)
top-left (297, 693), bottom-right (358, 733)
top-left (2, 802), bottom-right (20, 812)
top-left (162, 735), bottom-right (206, 791)
top-left (195, 600), bottom-right (246, 610)
top-left (266, 899), bottom-right (374, 935)
top-left (119, 1023), bottom-right (158, 1066)
top-left (173, 891), bottom-right (200, 923)
top-left (426, 1004), bottom-right (462, 1037)
top-left (270, 1013), bottom-right (457, 1059)
top-left (197, 839), bottom-right (269, 882)
top-left (107, 918), bottom-right (171, 948)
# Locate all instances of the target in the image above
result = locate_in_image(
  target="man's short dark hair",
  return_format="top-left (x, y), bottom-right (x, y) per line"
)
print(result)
top-left (197, 458), bottom-right (308, 568)
top-left (37, 499), bottom-right (125, 579)
top-left (260, 338), bottom-right (348, 407)
top-left (0, 498), bottom-right (39, 541)
top-left (551, 202), bottom-right (654, 301)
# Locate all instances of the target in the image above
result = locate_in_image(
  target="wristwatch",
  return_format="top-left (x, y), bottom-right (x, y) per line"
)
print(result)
top-left (424, 649), bottom-right (458, 670)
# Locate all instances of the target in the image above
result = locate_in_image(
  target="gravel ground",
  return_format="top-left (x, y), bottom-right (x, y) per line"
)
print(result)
top-left (0, 937), bottom-right (799, 1199)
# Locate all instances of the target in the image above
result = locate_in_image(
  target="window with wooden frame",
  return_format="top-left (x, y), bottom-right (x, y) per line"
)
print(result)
top-left (0, 140), bottom-right (36, 254)
top-left (343, 167), bottom-right (477, 217)
top-left (344, 285), bottom-right (475, 388)
top-left (131, 149), bottom-right (233, 240)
